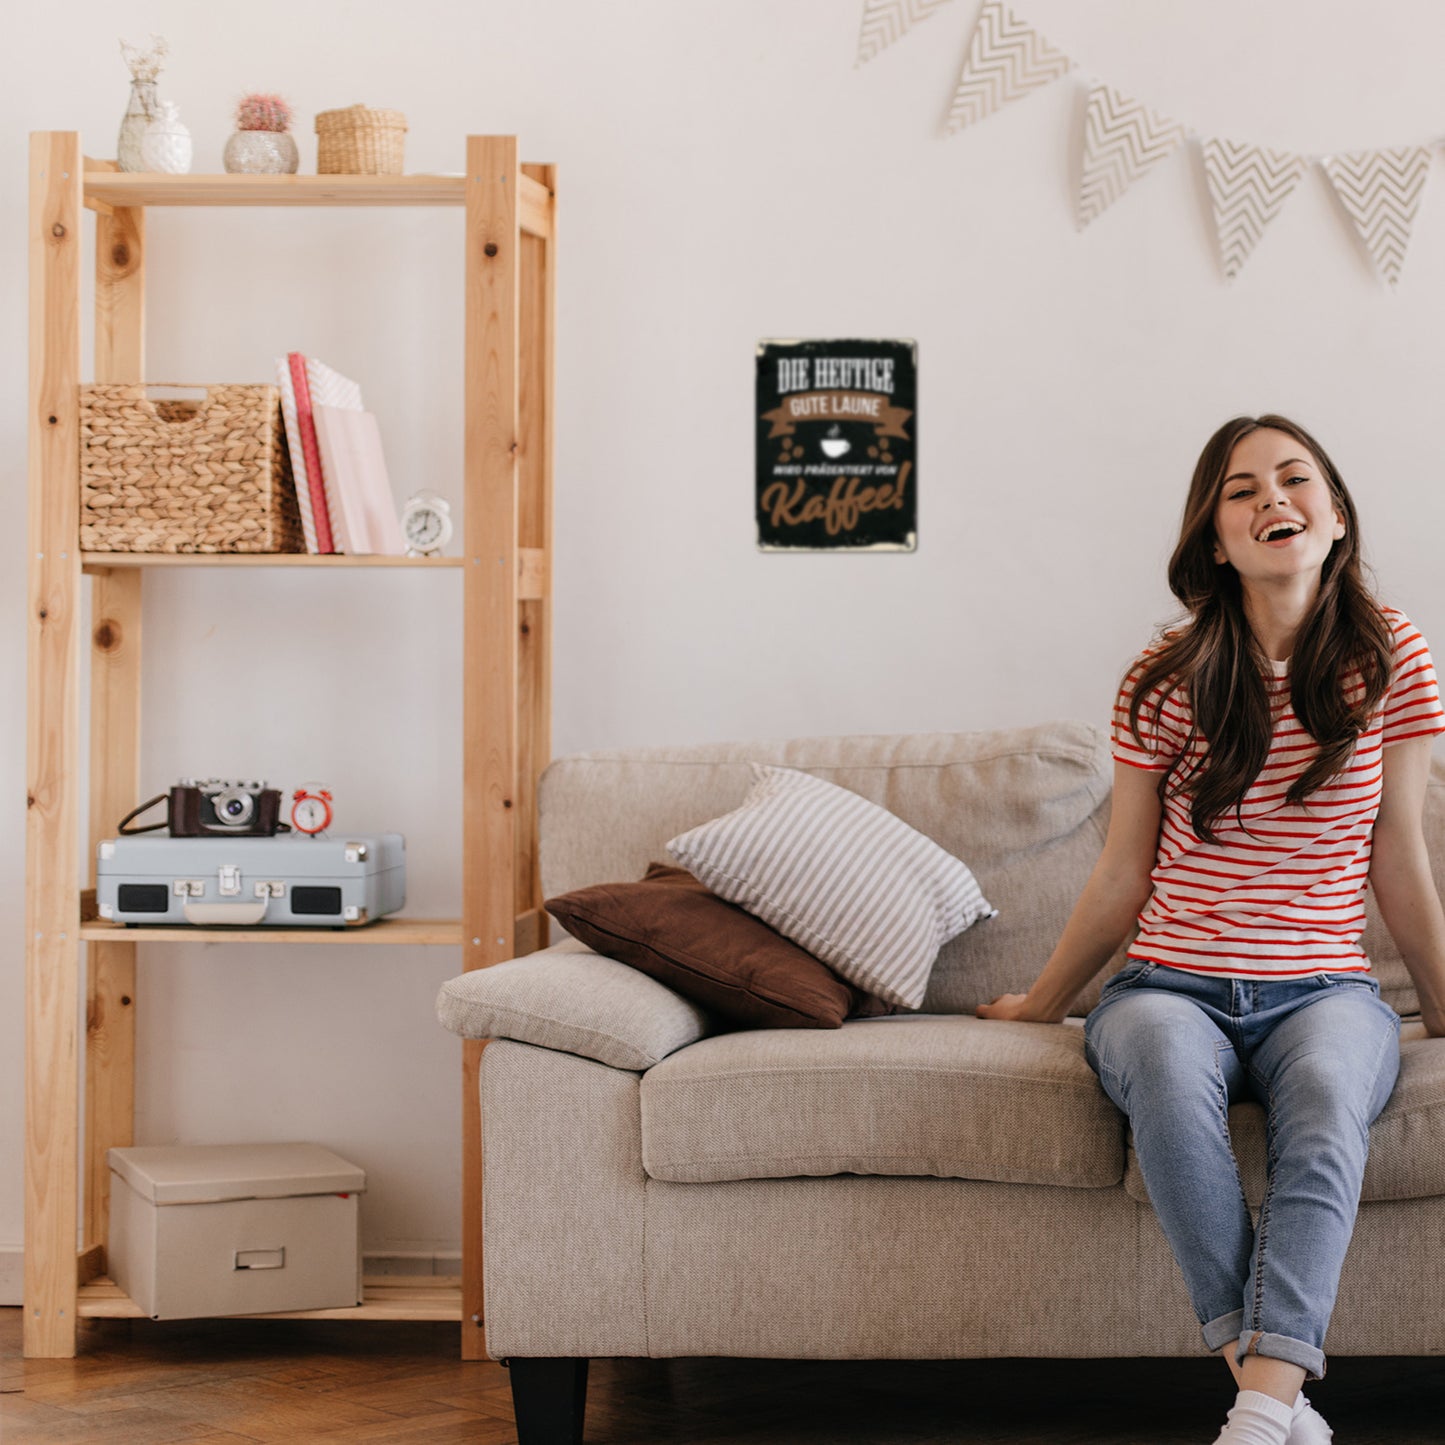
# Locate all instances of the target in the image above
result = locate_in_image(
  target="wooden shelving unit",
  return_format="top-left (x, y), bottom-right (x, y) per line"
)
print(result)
top-left (25, 133), bottom-right (556, 1359)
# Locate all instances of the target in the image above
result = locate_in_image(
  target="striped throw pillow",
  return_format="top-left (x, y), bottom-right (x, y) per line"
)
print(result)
top-left (666, 766), bottom-right (996, 1010)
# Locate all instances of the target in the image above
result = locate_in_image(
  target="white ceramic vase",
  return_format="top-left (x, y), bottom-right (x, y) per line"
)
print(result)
top-left (223, 129), bottom-right (299, 175)
top-left (141, 101), bottom-right (193, 175)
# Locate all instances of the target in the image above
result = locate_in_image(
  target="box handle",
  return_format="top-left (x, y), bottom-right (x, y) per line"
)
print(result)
top-left (183, 900), bottom-right (269, 926)
top-left (133, 385), bottom-right (214, 428)
top-left (234, 1247), bottom-right (285, 1271)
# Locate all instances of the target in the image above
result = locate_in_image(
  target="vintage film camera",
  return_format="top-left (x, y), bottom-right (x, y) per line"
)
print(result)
top-left (118, 779), bottom-right (288, 837)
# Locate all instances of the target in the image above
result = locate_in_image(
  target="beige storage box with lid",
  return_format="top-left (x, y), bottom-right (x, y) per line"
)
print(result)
top-left (107, 1142), bottom-right (365, 1320)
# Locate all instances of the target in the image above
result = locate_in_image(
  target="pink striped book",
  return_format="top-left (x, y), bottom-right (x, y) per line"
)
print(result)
top-left (287, 353), bottom-right (335, 554)
top-left (275, 356), bottom-right (320, 553)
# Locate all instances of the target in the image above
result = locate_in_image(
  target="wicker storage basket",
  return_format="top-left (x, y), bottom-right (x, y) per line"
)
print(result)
top-left (80, 384), bottom-right (305, 554)
top-left (315, 104), bottom-right (407, 175)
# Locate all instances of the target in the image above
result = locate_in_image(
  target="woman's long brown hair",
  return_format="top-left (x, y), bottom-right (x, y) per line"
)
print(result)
top-left (1128, 414), bottom-right (1393, 844)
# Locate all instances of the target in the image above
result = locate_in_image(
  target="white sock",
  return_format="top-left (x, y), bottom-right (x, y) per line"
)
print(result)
top-left (1288, 1391), bottom-right (1334, 1444)
top-left (1212, 1388), bottom-right (1295, 1445)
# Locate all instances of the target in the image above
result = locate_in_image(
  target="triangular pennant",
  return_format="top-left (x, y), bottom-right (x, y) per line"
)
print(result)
top-left (1319, 147), bottom-right (1432, 288)
top-left (945, 0), bottom-right (1072, 133)
top-left (1077, 82), bottom-right (1189, 229)
top-left (1201, 139), bottom-right (1307, 281)
top-left (856, 0), bottom-right (954, 67)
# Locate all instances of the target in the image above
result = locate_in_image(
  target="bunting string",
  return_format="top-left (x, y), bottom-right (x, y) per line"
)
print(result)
top-left (858, 0), bottom-right (1442, 286)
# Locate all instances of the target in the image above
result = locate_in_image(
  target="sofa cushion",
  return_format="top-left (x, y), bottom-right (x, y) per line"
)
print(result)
top-left (639, 1015), bottom-right (1124, 1188)
top-left (1123, 1019), bottom-right (1445, 1206)
top-left (545, 863), bottom-right (893, 1029)
top-left (436, 940), bottom-right (709, 1071)
top-left (667, 765), bottom-right (996, 1009)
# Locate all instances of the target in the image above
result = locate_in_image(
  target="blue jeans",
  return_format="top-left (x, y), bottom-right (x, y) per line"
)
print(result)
top-left (1083, 960), bottom-right (1401, 1381)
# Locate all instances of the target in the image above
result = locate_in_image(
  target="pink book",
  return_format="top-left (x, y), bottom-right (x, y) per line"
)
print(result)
top-left (312, 405), bottom-right (406, 556)
top-left (288, 352), bottom-right (335, 553)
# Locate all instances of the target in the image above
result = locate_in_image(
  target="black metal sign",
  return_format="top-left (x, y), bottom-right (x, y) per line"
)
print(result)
top-left (756, 338), bottom-right (916, 552)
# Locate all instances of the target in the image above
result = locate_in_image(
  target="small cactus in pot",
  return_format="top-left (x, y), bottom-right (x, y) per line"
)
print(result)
top-left (224, 92), bottom-right (299, 174)
top-left (237, 93), bottom-right (292, 133)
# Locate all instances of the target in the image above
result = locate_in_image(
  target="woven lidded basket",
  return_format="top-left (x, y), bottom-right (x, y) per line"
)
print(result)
top-left (315, 104), bottom-right (407, 175)
top-left (80, 384), bottom-right (304, 554)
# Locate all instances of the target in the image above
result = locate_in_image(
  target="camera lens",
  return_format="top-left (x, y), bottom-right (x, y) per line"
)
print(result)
top-left (215, 788), bottom-right (254, 826)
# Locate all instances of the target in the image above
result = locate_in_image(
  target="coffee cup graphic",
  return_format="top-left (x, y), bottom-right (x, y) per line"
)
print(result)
top-left (820, 424), bottom-right (850, 459)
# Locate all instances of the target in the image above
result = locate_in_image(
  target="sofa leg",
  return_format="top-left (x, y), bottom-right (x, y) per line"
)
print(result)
top-left (507, 1356), bottom-right (590, 1444)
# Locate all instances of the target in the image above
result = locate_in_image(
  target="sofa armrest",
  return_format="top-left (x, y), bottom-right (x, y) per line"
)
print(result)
top-left (436, 939), bottom-right (711, 1071)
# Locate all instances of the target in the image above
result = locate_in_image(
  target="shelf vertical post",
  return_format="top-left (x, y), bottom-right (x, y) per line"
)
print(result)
top-left (461, 134), bottom-right (521, 1359)
top-left (516, 164), bottom-right (556, 951)
top-left (84, 183), bottom-right (146, 1262)
top-left (25, 130), bottom-right (84, 1359)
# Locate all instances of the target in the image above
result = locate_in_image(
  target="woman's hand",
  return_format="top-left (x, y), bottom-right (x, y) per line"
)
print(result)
top-left (1370, 737), bottom-right (1445, 1042)
top-left (975, 993), bottom-right (1057, 1023)
top-left (974, 761), bottom-right (1160, 1029)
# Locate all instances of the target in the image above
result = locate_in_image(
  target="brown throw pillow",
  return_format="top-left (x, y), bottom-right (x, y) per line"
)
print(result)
top-left (545, 863), bottom-right (894, 1029)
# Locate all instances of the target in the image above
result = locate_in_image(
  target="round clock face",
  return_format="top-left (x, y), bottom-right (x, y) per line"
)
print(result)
top-left (404, 507), bottom-right (445, 550)
top-left (291, 795), bottom-right (332, 835)
top-left (402, 493), bottom-right (453, 554)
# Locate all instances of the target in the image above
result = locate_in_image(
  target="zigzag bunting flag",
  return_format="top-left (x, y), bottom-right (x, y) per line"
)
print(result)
top-left (1201, 139), bottom-right (1307, 281)
top-left (1077, 82), bottom-right (1189, 229)
top-left (856, 0), bottom-right (954, 67)
top-left (946, 0), bottom-right (1072, 132)
top-left (1319, 147), bottom-right (1432, 288)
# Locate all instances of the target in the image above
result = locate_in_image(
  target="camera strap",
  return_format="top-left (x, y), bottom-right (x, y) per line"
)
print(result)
top-left (117, 793), bottom-right (172, 835)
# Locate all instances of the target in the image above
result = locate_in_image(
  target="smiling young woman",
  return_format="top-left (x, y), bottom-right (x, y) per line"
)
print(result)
top-left (1133, 415), bottom-right (1394, 848)
top-left (977, 415), bottom-right (1445, 1445)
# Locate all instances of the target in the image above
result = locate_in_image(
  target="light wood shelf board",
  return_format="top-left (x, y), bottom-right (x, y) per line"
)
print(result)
top-left (82, 552), bottom-right (464, 571)
top-left (79, 917), bottom-right (465, 945)
top-left (81, 169), bottom-right (554, 237)
top-left (78, 1276), bottom-right (464, 1322)
top-left (85, 173), bottom-right (468, 208)
top-left (81, 548), bottom-right (547, 596)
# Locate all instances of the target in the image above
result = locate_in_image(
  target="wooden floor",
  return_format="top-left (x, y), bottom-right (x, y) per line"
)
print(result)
top-left (3, 1308), bottom-right (1444, 1443)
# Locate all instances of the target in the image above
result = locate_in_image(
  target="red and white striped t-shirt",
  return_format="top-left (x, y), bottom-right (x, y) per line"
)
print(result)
top-left (1112, 606), bottom-right (1445, 979)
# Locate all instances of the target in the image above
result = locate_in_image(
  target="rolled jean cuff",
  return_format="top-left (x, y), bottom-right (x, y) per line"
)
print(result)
top-left (1202, 1309), bottom-right (1245, 1353)
top-left (1233, 1329), bottom-right (1327, 1382)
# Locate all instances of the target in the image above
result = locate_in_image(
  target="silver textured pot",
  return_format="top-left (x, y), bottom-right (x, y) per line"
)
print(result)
top-left (223, 130), bottom-right (299, 175)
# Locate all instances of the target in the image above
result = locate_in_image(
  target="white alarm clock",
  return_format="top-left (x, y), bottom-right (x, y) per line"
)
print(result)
top-left (401, 491), bottom-right (454, 557)
top-left (290, 785), bottom-right (333, 836)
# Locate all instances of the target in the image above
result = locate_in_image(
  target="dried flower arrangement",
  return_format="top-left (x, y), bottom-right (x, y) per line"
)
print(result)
top-left (236, 93), bottom-right (294, 133)
top-left (119, 34), bottom-right (168, 82)
top-left (116, 35), bottom-right (171, 172)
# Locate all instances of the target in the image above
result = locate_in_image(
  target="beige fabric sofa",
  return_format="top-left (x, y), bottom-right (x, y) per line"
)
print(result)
top-left (437, 722), bottom-right (1445, 1443)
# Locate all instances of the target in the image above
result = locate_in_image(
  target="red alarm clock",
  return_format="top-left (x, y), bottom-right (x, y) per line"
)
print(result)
top-left (290, 785), bottom-right (333, 836)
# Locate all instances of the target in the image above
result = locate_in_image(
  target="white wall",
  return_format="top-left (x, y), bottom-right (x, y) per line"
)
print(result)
top-left (5, 0), bottom-right (1445, 1277)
